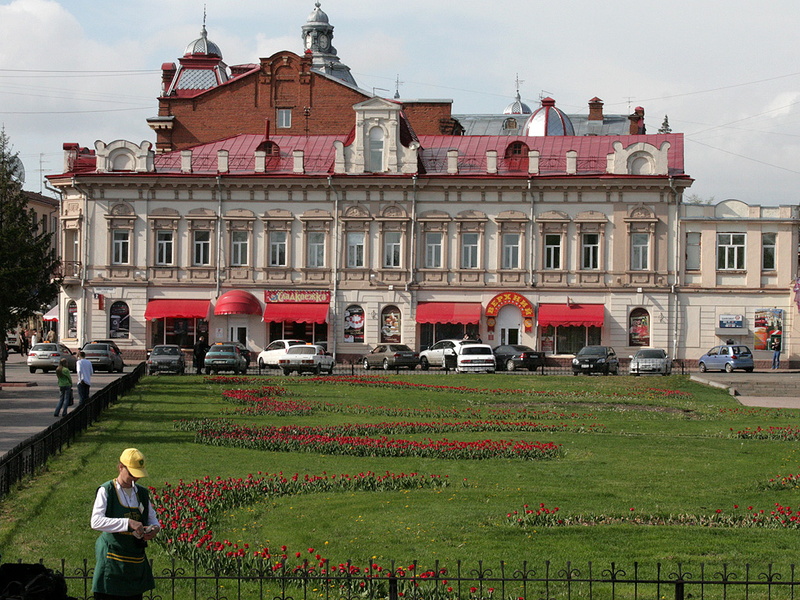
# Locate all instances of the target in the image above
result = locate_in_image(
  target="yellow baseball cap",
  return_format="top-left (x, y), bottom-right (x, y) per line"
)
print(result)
top-left (119, 448), bottom-right (148, 478)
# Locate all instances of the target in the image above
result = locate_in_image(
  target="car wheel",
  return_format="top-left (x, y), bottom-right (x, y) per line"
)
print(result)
top-left (363, 358), bottom-right (370, 370)
top-left (327, 364), bottom-right (334, 374)
top-left (745, 367), bottom-right (754, 373)
top-left (698, 362), bottom-right (707, 373)
top-left (420, 357), bottom-right (430, 371)
top-left (29, 367), bottom-right (36, 374)
top-left (43, 368), bottom-right (50, 374)
top-left (572, 371), bottom-right (579, 376)
top-left (725, 362), bottom-right (734, 373)
top-left (383, 359), bottom-right (390, 371)
top-left (205, 368), bottom-right (211, 375)
top-left (282, 368), bottom-right (291, 376)
top-left (315, 364), bottom-right (322, 375)
top-left (506, 359), bottom-right (516, 372)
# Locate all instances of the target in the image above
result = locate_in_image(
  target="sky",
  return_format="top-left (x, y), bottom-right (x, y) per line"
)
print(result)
top-left (2, 0), bottom-right (800, 206)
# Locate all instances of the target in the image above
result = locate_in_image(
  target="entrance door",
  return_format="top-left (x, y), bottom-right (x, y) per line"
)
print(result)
top-left (497, 306), bottom-right (522, 345)
top-left (499, 328), bottom-right (520, 345)
top-left (229, 326), bottom-right (247, 345)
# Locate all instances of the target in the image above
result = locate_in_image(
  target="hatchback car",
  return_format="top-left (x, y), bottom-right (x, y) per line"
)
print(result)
top-left (27, 343), bottom-right (77, 374)
top-left (82, 342), bottom-right (125, 373)
top-left (572, 345), bottom-right (619, 375)
top-left (493, 344), bottom-right (544, 372)
top-left (204, 343), bottom-right (248, 374)
top-left (363, 344), bottom-right (420, 370)
top-left (419, 339), bottom-right (480, 370)
top-left (5, 332), bottom-right (21, 354)
top-left (456, 344), bottom-right (496, 373)
top-left (629, 348), bottom-right (672, 376)
top-left (146, 344), bottom-right (186, 375)
top-left (698, 344), bottom-right (754, 373)
top-left (257, 339), bottom-right (307, 368)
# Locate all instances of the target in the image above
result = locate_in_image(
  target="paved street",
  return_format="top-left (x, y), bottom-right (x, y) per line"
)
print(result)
top-left (0, 350), bottom-right (128, 457)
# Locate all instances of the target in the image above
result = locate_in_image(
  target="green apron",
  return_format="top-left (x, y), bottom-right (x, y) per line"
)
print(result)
top-left (92, 480), bottom-right (156, 596)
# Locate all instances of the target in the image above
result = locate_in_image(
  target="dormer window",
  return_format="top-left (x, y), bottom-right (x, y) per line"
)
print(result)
top-left (367, 126), bottom-right (385, 173)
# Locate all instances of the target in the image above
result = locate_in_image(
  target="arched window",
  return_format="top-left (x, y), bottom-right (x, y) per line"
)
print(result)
top-left (367, 127), bottom-right (385, 173)
top-left (629, 308), bottom-right (650, 346)
top-left (109, 301), bottom-right (130, 339)
top-left (628, 152), bottom-right (653, 175)
top-left (67, 300), bottom-right (78, 339)
top-left (380, 305), bottom-right (401, 343)
top-left (343, 305), bottom-right (365, 343)
top-left (504, 141), bottom-right (529, 172)
top-left (503, 118), bottom-right (519, 130)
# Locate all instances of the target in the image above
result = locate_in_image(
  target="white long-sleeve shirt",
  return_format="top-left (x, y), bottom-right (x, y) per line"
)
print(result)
top-left (90, 480), bottom-right (160, 533)
top-left (77, 358), bottom-right (93, 386)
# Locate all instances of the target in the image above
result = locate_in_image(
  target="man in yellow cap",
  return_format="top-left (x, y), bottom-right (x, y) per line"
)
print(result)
top-left (90, 448), bottom-right (160, 600)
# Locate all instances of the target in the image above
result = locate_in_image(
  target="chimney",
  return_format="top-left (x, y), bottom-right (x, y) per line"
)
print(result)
top-left (588, 97), bottom-right (604, 121)
top-left (264, 118), bottom-right (271, 141)
top-left (629, 106), bottom-right (646, 135)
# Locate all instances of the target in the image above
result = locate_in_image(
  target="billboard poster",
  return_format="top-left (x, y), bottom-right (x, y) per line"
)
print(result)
top-left (753, 308), bottom-right (783, 351)
top-left (343, 305), bottom-right (365, 343)
top-left (380, 306), bottom-right (401, 343)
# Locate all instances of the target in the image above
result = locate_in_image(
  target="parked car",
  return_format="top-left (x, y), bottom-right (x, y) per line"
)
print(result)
top-left (147, 344), bottom-right (186, 375)
top-left (85, 339), bottom-right (122, 354)
top-left (362, 344), bottom-right (419, 370)
top-left (223, 341), bottom-right (252, 367)
top-left (572, 345), bottom-right (620, 375)
top-left (629, 348), bottom-right (672, 376)
top-left (27, 343), bottom-right (77, 374)
top-left (698, 344), bottom-right (754, 373)
top-left (455, 344), bottom-right (496, 373)
top-left (419, 339), bottom-right (481, 370)
top-left (204, 343), bottom-right (248, 374)
top-left (82, 342), bottom-right (125, 373)
top-left (278, 344), bottom-right (335, 375)
top-left (257, 339), bottom-right (307, 368)
top-left (493, 344), bottom-right (544, 372)
top-left (4, 332), bottom-right (21, 354)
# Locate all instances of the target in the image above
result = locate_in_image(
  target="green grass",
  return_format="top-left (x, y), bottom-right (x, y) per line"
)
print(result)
top-left (1, 373), bottom-right (799, 571)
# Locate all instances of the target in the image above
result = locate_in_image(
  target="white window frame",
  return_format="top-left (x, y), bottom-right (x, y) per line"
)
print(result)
top-left (631, 232), bottom-right (649, 271)
top-left (156, 230), bottom-right (173, 266)
top-left (461, 232), bottom-right (479, 269)
top-left (425, 232), bottom-right (442, 268)
top-left (193, 230), bottom-right (211, 266)
top-left (230, 230), bottom-right (249, 267)
top-left (581, 233), bottom-right (600, 270)
top-left (501, 233), bottom-right (520, 270)
top-left (761, 232), bottom-right (776, 271)
top-left (269, 231), bottom-right (287, 267)
top-left (347, 232), bottom-right (365, 268)
top-left (384, 231), bottom-right (401, 268)
top-left (717, 233), bottom-right (745, 270)
top-left (277, 109), bottom-right (292, 129)
top-left (112, 229), bottom-right (130, 265)
top-left (544, 233), bottom-right (561, 270)
top-left (685, 232), bottom-right (701, 271)
top-left (307, 231), bottom-right (325, 268)
top-left (367, 126), bottom-right (385, 173)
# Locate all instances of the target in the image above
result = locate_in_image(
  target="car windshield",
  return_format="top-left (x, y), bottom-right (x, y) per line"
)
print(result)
top-left (84, 344), bottom-right (108, 352)
top-left (731, 346), bottom-right (751, 355)
top-left (462, 347), bottom-right (492, 355)
top-left (636, 350), bottom-right (666, 359)
top-left (33, 344), bottom-right (57, 351)
top-left (210, 345), bottom-right (235, 353)
top-left (388, 345), bottom-right (412, 352)
top-left (577, 347), bottom-right (606, 356)
top-left (153, 347), bottom-right (179, 356)
top-left (510, 345), bottom-right (533, 352)
top-left (290, 347), bottom-right (316, 355)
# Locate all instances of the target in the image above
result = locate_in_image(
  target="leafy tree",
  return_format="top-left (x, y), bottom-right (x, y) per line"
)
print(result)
top-left (0, 131), bottom-right (61, 383)
top-left (658, 115), bottom-right (672, 134)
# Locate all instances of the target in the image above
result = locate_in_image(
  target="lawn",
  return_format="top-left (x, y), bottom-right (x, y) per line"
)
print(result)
top-left (1, 372), bottom-right (799, 576)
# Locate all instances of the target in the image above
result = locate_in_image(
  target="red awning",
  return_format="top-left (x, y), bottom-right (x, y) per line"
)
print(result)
top-left (416, 302), bottom-right (482, 324)
top-left (144, 299), bottom-right (211, 320)
top-left (537, 304), bottom-right (605, 328)
top-left (43, 306), bottom-right (59, 322)
top-left (214, 290), bottom-right (262, 316)
top-left (263, 303), bottom-right (329, 324)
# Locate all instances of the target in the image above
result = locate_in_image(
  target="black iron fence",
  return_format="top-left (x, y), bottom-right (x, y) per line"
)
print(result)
top-left (0, 362), bottom-right (146, 500)
top-left (3, 557), bottom-right (798, 600)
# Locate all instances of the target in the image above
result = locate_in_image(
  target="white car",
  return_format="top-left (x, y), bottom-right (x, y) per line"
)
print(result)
top-left (629, 348), bottom-right (672, 376)
top-left (419, 339), bottom-right (481, 370)
top-left (278, 344), bottom-right (335, 375)
top-left (257, 339), bottom-right (306, 368)
top-left (456, 344), bottom-right (496, 373)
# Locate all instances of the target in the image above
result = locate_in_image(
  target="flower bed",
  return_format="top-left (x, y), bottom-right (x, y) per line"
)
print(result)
top-left (731, 426), bottom-right (800, 441)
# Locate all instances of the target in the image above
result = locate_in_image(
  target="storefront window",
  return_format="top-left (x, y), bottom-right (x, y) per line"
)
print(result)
top-left (343, 305), bottom-right (365, 343)
top-left (629, 308), bottom-right (650, 346)
top-left (109, 301), bottom-right (130, 339)
top-left (542, 325), bottom-right (601, 354)
top-left (151, 318), bottom-right (208, 348)
top-left (380, 306), bottom-right (401, 343)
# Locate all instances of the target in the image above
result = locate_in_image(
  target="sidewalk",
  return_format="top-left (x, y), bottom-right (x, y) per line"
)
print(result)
top-left (690, 370), bottom-right (800, 409)
top-left (0, 352), bottom-right (125, 457)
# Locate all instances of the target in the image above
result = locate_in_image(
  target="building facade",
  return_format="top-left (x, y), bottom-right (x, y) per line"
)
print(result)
top-left (47, 4), bottom-right (799, 367)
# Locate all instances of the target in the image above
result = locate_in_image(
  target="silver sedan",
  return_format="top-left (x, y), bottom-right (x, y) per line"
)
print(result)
top-left (27, 343), bottom-right (77, 374)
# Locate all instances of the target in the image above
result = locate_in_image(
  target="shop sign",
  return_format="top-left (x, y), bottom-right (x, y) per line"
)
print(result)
top-left (485, 292), bottom-right (534, 318)
top-left (718, 314), bottom-right (744, 329)
top-left (264, 290), bottom-right (331, 303)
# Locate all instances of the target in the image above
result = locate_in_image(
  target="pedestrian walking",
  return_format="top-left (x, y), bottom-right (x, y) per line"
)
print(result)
top-left (54, 358), bottom-right (73, 417)
top-left (30, 330), bottom-right (39, 346)
top-left (46, 329), bottom-right (56, 343)
top-left (91, 448), bottom-right (160, 600)
top-left (193, 336), bottom-right (209, 375)
top-left (77, 350), bottom-right (93, 403)
top-left (771, 338), bottom-right (781, 370)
